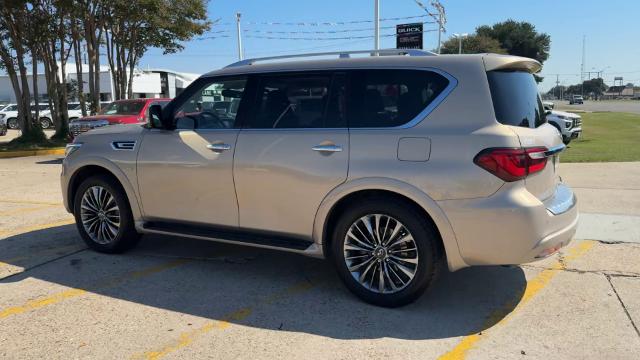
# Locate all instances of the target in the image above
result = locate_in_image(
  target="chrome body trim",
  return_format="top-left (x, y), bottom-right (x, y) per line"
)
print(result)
top-left (544, 183), bottom-right (577, 215)
top-left (111, 141), bottom-right (137, 151)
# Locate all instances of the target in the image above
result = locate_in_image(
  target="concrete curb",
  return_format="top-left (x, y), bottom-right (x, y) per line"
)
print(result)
top-left (0, 148), bottom-right (65, 159)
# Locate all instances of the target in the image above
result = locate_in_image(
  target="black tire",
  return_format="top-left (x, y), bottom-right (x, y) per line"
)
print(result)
top-left (7, 118), bottom-right (18, 129)
top-left (40, 117), bottom-right (52, 129)
top-left (331, 197), bottom-right (441, 307)
top-left (73, 175), bottom-right (140, 253)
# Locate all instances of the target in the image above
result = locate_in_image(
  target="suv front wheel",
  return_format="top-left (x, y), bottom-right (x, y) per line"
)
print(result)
top-left (331, 198), bottom-right (441, 307)
top-left (73, 175), bottom-right (141, 253)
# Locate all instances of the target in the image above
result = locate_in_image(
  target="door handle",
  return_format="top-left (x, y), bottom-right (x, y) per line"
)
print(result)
top-left (312, 144), bottom-right (342, 153)
top-left (207, 143), bottom-right (231, 152)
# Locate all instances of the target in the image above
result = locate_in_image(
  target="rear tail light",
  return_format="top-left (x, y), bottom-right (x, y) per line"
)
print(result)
top-left (474, 147), bottom-right (548, 182)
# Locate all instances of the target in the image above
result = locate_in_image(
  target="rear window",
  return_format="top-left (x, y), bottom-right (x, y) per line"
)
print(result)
top-left (487, 71), bottom-right (546, 128)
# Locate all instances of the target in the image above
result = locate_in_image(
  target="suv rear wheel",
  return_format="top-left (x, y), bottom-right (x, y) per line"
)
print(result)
top-left (331, 198), bottom-right (441, 307)
top-left (73, 175), bottom-right (140, 253)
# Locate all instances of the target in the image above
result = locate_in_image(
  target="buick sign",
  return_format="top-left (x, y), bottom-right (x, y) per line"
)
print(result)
top-left (396, 23), bottom-right (423, 49)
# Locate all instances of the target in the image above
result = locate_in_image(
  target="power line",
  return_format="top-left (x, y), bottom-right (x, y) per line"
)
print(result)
top-left (243, 29), bottom-right (438, 41)
top-left (208, 14), bottom-right (431, 28)
top-left (241, 22), bottom-right (435, 35)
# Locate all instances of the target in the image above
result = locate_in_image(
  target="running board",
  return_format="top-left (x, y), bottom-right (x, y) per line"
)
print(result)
top-left (142, 221), bottom-right (313, 251)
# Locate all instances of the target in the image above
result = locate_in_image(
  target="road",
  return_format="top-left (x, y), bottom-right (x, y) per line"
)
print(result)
top-left (1, 155), bottom-right (639, 359)
top-left (554, 100), bottom-right (640, 114)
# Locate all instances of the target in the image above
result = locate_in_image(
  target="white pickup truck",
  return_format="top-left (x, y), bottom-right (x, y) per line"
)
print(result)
top-left (543, 101), bottom-right (582, 144)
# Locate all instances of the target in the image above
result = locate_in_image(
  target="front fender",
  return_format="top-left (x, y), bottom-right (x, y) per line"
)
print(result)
top-left (63, 155), bottom-right (143, 222)
top-left (312, 177), bottom-right (468, 271)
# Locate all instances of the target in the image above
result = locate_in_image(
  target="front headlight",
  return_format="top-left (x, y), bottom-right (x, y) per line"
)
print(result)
top-left (65, 142), bottom-right (83, 157)
top-left (557, 115), bottom-right (567, 120)
top-left (0, 113), bottom-right (5, 120)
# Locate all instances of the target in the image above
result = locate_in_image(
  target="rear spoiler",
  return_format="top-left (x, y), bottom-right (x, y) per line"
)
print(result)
top-left (483, 54), bottom-right (542, 74)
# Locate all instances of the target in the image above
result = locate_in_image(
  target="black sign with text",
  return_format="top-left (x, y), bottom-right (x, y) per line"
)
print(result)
top-left (396, 23), bottom-right (423, 49)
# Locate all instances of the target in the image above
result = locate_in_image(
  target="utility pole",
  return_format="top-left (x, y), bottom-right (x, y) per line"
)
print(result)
top-left (580, 35), bottom-right (586, 95)
top-left (236, 12), bottom-right (244, 61)
top-left (433, 1), bottom-right (445, 54)
top-left (556, 74), bottom-right (560, 100)
top-left (374, 0), bottom-right (380, 52)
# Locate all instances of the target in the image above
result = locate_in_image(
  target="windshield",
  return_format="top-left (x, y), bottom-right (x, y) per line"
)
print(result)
top-left (68, 103), bottom-right (83, 111)
top-left (3, 105), bottom-right (18, 112)
top-left (99, 101), bottom-right (145, 115)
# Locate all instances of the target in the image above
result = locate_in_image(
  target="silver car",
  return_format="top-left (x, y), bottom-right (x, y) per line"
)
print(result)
top-left (61, 50), bottom-right (577, 307)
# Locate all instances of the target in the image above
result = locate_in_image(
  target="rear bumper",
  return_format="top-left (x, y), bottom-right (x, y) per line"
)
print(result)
top-left (437, 182), bottom-right (578, 267)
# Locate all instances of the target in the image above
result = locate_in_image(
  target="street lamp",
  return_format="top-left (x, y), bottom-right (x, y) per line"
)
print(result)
top-left (452, 33), bottom-right (468, 54)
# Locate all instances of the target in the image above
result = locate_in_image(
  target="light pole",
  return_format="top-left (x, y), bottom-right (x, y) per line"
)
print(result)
top-left (374, 0), bottom-right (380, 52)
top-left (236, 12), bottom-right (243, 60)
top-left (452, 33), bottom-right (468, 54)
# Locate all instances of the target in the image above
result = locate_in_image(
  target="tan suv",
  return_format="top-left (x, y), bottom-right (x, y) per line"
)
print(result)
top-left (61, 50), bottom-right (578, 307)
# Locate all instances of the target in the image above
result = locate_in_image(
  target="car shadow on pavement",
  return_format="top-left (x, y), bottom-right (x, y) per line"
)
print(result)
top-left (1, 225), bottom-right (526, 340)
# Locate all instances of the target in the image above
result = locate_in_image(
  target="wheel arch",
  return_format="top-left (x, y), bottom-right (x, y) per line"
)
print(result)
top-left (314, 178), bottom-right (468, 271)
top-left (66, 159), bottom-right (142, 222)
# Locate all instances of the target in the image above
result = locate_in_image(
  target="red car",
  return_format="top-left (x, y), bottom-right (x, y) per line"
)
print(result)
top-left (69, 98), bottom-right (171, 138)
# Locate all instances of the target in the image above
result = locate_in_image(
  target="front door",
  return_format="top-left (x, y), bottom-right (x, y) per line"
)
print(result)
top-left (234, 72), bottom-right (349, 239)
top-left (137, 77), bottom-right (248, 227)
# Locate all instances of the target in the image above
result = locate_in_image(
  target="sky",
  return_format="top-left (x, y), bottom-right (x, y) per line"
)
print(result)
top-left (139, 0), bottom-right (640, 92)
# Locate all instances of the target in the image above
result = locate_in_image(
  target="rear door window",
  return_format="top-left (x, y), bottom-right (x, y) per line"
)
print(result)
top-left (349, 69), bottom-right (449, 127)
top-left (487, 71), bottom-right (546, 128)
top-left (247, 72), bottom-right (345, 129)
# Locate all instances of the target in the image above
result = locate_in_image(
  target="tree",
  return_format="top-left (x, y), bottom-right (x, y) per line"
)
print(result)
top-left (0, 0), bottom-right (45, 141)
top-left (103, 0), bottom-right (209, 100)
top-left (476, 20), bottom-right (551, 82)
top-left (440, 34), bottom-right (506, 55)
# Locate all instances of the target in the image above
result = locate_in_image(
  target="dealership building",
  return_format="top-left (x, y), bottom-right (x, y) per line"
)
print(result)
top-left (0, 63), bottom-right (199, 104)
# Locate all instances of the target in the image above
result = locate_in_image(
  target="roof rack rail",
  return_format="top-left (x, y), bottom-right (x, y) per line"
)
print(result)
top-left (225, 49), bottom-right (437, 68)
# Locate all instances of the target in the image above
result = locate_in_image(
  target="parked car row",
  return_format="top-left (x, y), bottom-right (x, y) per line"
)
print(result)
top-left (0, 100), bottom-right (164, 137)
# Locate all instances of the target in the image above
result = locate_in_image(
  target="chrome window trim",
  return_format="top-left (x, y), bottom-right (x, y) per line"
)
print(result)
top-left (198, 67), bottom-right (458, 132)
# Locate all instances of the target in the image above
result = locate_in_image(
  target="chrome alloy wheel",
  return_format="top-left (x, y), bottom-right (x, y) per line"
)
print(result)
top-left (80, 186), bottom-right (121, 244)
top-left (343, 214), bottom-right (419, 294)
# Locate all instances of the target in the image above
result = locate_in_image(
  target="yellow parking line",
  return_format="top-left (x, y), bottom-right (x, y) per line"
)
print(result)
top-left (133, 281), bottom-right (316, 360)
top-left (437, 240), bottom-right (595, 360)
top-left (0, 199), bottom-right (62, 206)
top-left (0, 206), bottom-right (56, 217)
top-left (0, 219), bottom-right (75, 238)
top-left (1, 244), bottom-right (84, 265)
top-left (0, 259), bottom-right (188, 320)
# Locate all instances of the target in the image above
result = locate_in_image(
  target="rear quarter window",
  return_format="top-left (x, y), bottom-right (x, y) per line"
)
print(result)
top-left (487, 71), bottom-right (546, 128)
top-left (349, 69), bottom-right (450, 128)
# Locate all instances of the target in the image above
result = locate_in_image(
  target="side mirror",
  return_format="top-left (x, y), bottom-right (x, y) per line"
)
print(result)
top-left (148, 105), bottom-right (164, 128)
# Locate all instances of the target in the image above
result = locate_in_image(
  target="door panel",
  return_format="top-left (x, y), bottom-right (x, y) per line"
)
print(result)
top-left (234, 129), bottom-right (348, 238)
top-left (137, 129), bottom-right (240, 226)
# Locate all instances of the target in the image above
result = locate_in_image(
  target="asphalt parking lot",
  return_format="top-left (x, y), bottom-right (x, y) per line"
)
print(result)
top-left (1, 155), bottom-right (639, 359)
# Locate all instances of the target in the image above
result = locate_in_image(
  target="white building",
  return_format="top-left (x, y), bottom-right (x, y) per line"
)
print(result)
top-left (0, 63), bottom-right (199, 103)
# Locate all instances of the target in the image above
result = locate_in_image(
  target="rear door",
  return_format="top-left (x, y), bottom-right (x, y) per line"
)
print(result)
top-left (233, 72), bottom-right (349, 239)
top-left (487, 70), bottom-right (564, 201)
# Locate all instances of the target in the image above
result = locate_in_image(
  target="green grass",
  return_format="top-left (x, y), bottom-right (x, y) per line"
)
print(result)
top-left (0, 134), bottom-right (67, 152)
top-left (561, 112), bottom-right (640, 163)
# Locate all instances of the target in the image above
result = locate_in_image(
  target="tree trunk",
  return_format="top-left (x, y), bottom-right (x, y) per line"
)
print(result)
top-left (32, 48), bottom-right (40, 131)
